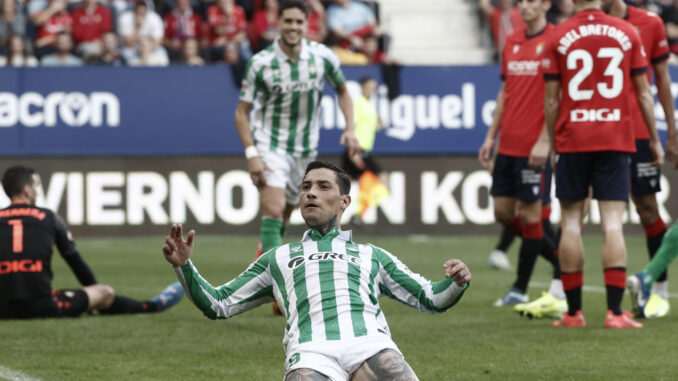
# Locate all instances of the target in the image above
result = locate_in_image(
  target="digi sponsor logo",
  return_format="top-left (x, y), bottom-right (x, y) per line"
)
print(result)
top-left (570, 108), bottom-right (620, 122)
top-left (0, 92), bottom-right (120, 127)
top-left (0, 259), bottom-right (43, 274)
top-left (506, 60), bottom-right (540, 76)
top-left (287, 252), bottom-right (362, 269)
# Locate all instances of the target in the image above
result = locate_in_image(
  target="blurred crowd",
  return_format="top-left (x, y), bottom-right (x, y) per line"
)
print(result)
top-left (0, 0), bottom-right (390, 67)
top-left (478, 0), bottom-right (678, 63)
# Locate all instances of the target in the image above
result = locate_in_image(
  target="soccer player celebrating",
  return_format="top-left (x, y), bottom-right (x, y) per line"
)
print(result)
top-left (234, 0), bottom-right (359, 314)
top-left (162, 161), bottom-right (471, 380)
top-left (542, 0), bottom-right (664, 328)
top-left (0, 166), bottom-right (183, 319)
top-left (602, 0), bottom-right (678, 319)
top-left (478, 0), bottom-right (566, 316)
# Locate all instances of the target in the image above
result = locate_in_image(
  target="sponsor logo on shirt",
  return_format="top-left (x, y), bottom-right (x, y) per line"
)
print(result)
top-left (0, 259), bottom-right (43, 275)
top-left (506, 60), bottom-right (540, 76)
top-left (287, 252), bottom-right (362, 269)
top-left (570, 108), bottom-right (621, 122)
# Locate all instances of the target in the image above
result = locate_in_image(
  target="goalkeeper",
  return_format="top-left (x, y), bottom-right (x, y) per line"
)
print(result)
top-left (162, 161), bottom-right (471, 381)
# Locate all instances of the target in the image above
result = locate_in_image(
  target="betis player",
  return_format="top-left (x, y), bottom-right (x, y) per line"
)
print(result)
top-left (234, 0), bottom-right (360, 314)
top-left (543, 0), bottom-right (664, 328)
top-left (478, 0), bottom-right (565, 317)
top-left (162, 161), bottom-right (471, 380)
top-left (602, 0), bottom-right (678, 318)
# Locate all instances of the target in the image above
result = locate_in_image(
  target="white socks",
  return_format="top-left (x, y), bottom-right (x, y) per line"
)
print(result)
top-left (549, 278), bottom-right (566, 300)
top-left (651, 281), bottom-right (669, 299)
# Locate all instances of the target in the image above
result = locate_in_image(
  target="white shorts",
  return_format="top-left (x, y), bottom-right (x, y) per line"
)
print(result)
top-left (260, 150), bottom-right (316, 206)
top-left (283, 335), bottom-right (402, 381)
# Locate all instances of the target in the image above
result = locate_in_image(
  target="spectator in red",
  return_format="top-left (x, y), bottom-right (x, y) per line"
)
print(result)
top-left (478, 0), bottom-right (525, 59)
top-left (305, 0), bottom-right (327, 43)
top-left (206, 0), bottom-right (251, 60)
top-left (327, 0), bottom-right (380, 50)
top-left (163, 0), bottom-right (204, 61)
top-left (29, 0), bottom-right (72, 56)
top-left (70, 0), bottom-right (113, 59)
top-left (251, 0), bottom-right (278, 52)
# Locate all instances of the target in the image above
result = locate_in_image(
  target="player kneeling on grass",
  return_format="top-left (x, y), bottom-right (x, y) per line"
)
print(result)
top-left (0, 166), bottom-right (184, 319)
top-left (162, 161), bottom-right (471, 381)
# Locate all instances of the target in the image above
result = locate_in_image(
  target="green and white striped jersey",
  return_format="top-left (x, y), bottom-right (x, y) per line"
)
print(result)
top-left (239, 38), bottom-right (346, 158)
top-left (174, 227), bottom-right (469, 353)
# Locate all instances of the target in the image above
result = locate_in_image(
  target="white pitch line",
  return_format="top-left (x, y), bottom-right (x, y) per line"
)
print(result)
top-left (531, 281), bottom-right (678, 299)
top-left (0, 365), bottom-right (43, 381)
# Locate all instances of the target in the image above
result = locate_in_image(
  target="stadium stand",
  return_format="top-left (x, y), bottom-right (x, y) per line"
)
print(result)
top-left (378, 0), bottom-right (491, 64)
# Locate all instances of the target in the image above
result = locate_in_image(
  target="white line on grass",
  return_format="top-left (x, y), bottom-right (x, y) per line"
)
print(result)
top-left (0, 365), bottom-right (43, 381)
top-left (531, 281), bottom-right (678, 299)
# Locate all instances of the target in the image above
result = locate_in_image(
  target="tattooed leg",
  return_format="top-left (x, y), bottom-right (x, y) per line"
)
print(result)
top-left (286, 369), bottom-right (331, 381)
top-left (350, 349), bottom-right (419, 381)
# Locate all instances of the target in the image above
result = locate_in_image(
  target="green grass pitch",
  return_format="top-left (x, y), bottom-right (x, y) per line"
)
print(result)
top-left (1, 234), bottom-right (677, 380)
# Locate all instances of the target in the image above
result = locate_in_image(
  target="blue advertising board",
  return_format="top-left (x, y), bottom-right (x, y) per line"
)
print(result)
top-left (0, 65), bottom-right (674, 156)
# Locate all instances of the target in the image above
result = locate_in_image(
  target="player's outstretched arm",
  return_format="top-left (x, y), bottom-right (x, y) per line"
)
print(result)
top-left (163, 225), bottom-right (275, 319)
top-left (375, 247), bottom-right (469, 313)
top-left (632, 73), bottom-right (665, 167)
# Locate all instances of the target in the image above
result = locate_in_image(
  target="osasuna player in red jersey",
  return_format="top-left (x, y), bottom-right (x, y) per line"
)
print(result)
top-left (602, 0), bottom-right (678, 319)
top-left (0, 166), bottom-right (184, 319)
top-left (479, 0), bottom-right (566, 317)
top-left (543, 0), bottom-right (664, 328)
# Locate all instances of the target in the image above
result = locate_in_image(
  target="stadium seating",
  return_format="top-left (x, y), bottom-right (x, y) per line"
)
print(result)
top-left (378, 0), bottom-right (492, 64)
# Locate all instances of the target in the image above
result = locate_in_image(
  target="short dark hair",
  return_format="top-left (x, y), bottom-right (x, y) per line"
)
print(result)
top-left (279, 0), bottom-right (308, 17)
top-left (304, 161), bottom-right (351, 195)
top-left (359, 76), bottom-right (376, 86)
top-left (2, 166), bottom-right (36, 198)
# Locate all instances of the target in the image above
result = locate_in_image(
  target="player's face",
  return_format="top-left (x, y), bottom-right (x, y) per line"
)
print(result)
top-left (516, 0), bottom-right (549, 23)
top-left (300, 168), bottom-right (349, 228)
top-left (278, 8), bottom-right (307, 47)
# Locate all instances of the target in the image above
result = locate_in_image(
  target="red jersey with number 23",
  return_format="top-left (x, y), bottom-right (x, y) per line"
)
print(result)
top-left (626, 6), bottom-right (670, 140)
top-left (498, 24), bottom-right (554, 157)
top-left (542, 9), bottom-right (647, 153)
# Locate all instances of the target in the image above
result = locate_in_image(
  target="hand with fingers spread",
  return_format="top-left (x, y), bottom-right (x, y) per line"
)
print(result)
top-left (443, 259), bottom-right (471, 287)
top-left (162, 224), bottom-right (195, 267)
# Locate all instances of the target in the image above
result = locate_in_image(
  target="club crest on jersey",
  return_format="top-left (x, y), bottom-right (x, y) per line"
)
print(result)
top-left (513, 44), bottom-right (520, 54)
top-left (536, 43), bottom-right (544, 55)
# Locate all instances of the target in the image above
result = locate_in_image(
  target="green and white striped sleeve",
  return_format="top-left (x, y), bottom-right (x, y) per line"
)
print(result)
top-left (317, 43), bottom-right (346, 90)
top-left (239, 57), bottom-right (263, 103)
top-left (174, 252), bottom-right (275, 320)
top-left (373, 245), bottom-right (469, 314)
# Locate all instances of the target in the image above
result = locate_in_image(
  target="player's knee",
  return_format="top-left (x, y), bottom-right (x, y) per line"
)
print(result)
top-left (494, 209), bottom-right (514, 226)
top-left (98, 285), bottom-right (115, 307)
top-left (633, 198), bottom-right (659, 226)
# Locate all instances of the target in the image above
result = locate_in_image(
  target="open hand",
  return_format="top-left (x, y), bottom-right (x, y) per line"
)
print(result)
top-left (162, 224), bottom-right (195, 267)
